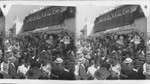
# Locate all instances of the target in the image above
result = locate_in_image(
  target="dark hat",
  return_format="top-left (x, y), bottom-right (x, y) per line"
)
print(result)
top-left (133, 59), bottom-right (142, 67)
top-left (101, 62), bottom-right (111, 70)
top-left (94, 67), bottom-right (110, 80)
top-left (26, 67), bottom-right (43, 79)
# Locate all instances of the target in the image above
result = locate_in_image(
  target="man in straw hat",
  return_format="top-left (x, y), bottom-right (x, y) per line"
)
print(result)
top-left (126, 59), bottom-right (142, 79)
top-left (51, 57), bottom-right (65, 79)
top-left (121, 57), bottom-right (133, 78)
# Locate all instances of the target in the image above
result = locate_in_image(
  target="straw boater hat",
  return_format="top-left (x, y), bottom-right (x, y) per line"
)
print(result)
top-left (54, 58), bottom-right (63, 63)
top-left (124, 58), bottom-right (133, 64)
top-left (94, 67), bottom-right (110, 80)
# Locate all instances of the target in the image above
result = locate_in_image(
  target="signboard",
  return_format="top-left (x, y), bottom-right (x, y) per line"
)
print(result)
top-left (33, 24), bottom-right (65, 33)
top-left (96, 5), bottom-right (138, 23)
top-left (93, 5), bottom-right (141, 33)
top-left (103, 24), bottom-right (134, 33)
top-left (23, 6), bottom-right (76, 33)
top-left (26, 7), bottom-right (67, 22)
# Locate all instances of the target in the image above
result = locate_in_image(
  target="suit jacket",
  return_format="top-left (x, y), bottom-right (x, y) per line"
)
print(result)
top-left (8, 63), bottom-right (17, 78)
top-left (79, 64), bottom-right (89, 80)
top-left (84, 60), bottom-right (89, 71)
top-left (51, 64), bottom-right (65, 79)
top-left (127, 69), bottom-right (140, 79)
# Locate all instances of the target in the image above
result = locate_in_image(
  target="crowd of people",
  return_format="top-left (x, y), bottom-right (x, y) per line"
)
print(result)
top-left (0, 30), bottom-right (77, 79)
top-left (75, 30), bottom-right (149, 80)
top-left (0, 29), bottom-right (149, 80)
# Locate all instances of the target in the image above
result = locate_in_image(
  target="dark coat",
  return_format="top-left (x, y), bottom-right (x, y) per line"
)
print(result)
top-left (127, 69), bottom-right (140, 79)
top-left (8, 63), bottom-right (17, 78)
top-left (78, 64), bottom-right (89, 80)
top-left (51, 64), bottom-right (65, 79)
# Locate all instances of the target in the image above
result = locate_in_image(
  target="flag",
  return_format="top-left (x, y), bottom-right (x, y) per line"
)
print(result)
top-left (80, 24), bottom-right (87, 37)
top-left (9, 23), bottom-right (16, 36)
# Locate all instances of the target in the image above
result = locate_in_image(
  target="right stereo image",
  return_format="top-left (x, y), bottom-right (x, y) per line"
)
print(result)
top-left (76, 4), bottom-right (148, 80)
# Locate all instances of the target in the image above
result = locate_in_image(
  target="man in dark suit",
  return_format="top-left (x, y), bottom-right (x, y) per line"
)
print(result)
top-left (126, 59), bottom-right (142, 79)
top-left (78, 57), bottom-right (89, 80)
top-left (51, 58), bottom-right (65, 80)
top-left (8, 56), bottom-right (17, 79)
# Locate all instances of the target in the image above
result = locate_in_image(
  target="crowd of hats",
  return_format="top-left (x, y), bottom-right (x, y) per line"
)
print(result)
top-left (75, 31), bottom-right (148, 80)
top-left (0, 30), bottom-right (76, 79)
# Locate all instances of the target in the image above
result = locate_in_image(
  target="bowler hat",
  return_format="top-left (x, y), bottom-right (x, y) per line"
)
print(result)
top-left (94, 67), bottom-right (110, 80)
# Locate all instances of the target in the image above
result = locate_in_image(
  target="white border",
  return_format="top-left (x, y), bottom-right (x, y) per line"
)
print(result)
top-left (0, 0), bottom-right (150, 84)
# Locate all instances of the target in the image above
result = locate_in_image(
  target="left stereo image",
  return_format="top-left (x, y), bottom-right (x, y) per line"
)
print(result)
top-left (0, 4), bottom-right (76, 79)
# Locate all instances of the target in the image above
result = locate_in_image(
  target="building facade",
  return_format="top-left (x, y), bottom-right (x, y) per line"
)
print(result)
top-left (92, 5), bottom-right (146, 36)
top-left (21, 6), bottom-right (76, 34)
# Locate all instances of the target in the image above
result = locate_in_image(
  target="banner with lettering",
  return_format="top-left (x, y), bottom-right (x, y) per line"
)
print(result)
top-left (93, 5), bottom-right (144, 33)
top-left (23, 6), bottom-right (67, 32)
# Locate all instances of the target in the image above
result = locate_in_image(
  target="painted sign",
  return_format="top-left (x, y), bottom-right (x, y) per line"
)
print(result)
top-left (26, 7), bottom-right (67, 22)
top-left (93, 5), bottom-right (143, 33)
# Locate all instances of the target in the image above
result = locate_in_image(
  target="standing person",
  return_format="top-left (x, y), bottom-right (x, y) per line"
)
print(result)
top-left (74, 60), bottom-right (80, 80)
top-left (110, 63), bottom-right (121, 79)
top-left (121, 57), bottom-right (133, 78)
top-left (84, 54), bottom-right (91, 72)
top-left (143, 56), bottom-right (150, 79)
top-left (8, 56), bottom-right (17, 79)
top-left (126, 59), bottom-right (142, 79)
top-left (51, 57), bottom-right (65, 80)
top-left (0, 56), bottom-right (12, 79)
top-left (17, 59), bottom-right (29, 77)
top-left (87, 60), bottom-right (99, 79)
top-left (0, 57), bottom-right (9, 74)
top-left (0, 50), bottom-right (3, 65)
top-left (78, 57), bottom-right (89, 80)
top-left (40, 63), bottom-right (52, 79)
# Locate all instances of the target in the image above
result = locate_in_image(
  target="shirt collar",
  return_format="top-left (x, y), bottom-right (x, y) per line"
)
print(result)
top-left (133, 68), bottom-right (138, 72)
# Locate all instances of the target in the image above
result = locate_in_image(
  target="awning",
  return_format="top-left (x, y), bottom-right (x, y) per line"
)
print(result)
top-left (116, 28), bottom-right (134, 34)
top-left (93, 5), bottom-right (144, 33)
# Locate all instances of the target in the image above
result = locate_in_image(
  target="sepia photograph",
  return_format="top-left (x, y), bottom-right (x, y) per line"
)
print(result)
top-left (1, 4), bottom-right (76, 79)
top-left (0, 1), bottom-right (150, 83)
top-left (76, 4), bottom-right (148, 80)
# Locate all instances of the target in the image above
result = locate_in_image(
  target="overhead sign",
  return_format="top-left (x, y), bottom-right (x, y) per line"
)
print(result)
top-left (94, 5), bottom-right (144, 33)
top-left (26, 7), bottom-right (67, 22)
top-left (96, 5), bottom-right (138, 23)
top-left (33, 24), bottom-right (65, 32)
top-left (23, 6), bottom-right (75, 33)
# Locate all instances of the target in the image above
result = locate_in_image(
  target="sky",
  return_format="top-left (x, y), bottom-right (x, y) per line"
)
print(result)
top-left (76, 5), bottom-right (117, 33)
top-left (6, 5), bottom-right (46, 30)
